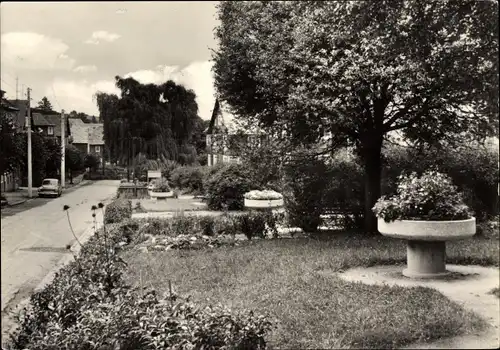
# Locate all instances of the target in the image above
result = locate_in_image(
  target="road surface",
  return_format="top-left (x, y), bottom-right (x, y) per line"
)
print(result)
top-left (1, 180), bottom-right (119, 336)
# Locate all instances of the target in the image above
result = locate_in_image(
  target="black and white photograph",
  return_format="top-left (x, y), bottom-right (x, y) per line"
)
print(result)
top-left (1, 1), bottom-right (499, 349)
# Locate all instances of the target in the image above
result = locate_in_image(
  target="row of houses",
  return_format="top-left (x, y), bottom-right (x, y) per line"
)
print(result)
top-left (1, 91), bottom-right (105, 192)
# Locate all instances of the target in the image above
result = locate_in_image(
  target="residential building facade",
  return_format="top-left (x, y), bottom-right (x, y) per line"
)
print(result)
top-left (68, 118), bottom-right (105, 157)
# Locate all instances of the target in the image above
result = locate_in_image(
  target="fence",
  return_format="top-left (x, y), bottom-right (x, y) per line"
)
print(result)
top-left (1, 172), bottom-right (18, 192)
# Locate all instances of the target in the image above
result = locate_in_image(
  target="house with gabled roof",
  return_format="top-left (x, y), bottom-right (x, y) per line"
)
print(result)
top-left (68, 119), bottom-right (105, 156)
top-left (205, 98), bottom-right (267, 166)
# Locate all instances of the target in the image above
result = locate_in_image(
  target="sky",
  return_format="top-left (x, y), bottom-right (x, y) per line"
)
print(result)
top-left (0, 1), bottom-right (221, 120)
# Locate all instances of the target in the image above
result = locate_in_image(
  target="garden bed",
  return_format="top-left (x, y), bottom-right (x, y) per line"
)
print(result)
top-left (122, 230), bottom-right (498, 349)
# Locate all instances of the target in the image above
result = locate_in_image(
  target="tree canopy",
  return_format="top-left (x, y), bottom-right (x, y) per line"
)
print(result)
top-left (37, 97), bottom-right (54, 112)
top-left (212, 0), bottom-right (499, 231)
top-left (95, 76), bottom-right (203, 166)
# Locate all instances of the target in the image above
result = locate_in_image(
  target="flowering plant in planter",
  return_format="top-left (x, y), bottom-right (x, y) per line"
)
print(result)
top-left (244, 190), bottom-right (283, 200)
top-left (373, 170), bottom-right (473, 223)
top-left (152, 179), bottom-right (171, 193)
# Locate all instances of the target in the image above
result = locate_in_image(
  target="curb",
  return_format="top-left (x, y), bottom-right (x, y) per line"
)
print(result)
top-left (7, 199), bottom-right (28, 207)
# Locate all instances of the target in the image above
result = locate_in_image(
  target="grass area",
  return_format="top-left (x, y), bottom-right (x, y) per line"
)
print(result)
top-left (122, 231), bottom-right (497, 349)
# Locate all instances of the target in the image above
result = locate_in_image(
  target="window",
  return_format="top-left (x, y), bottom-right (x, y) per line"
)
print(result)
top-left (95, 145), bottom-right (101, 153)
top-left (47, 126), bottom-right (54, 135)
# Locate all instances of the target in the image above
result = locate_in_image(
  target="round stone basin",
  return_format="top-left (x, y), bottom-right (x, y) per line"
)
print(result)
top-left (377, 218), bottom-right (476, 279)
top-left (378, 217), bottom-right (476, 241)
top-left (244, 198), bottom-right (284, 209)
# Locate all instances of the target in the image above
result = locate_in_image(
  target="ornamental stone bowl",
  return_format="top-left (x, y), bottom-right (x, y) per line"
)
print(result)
top-left (244, 198), bottom-right (284, 209)
top-left (378, 217), bottom-right (476, 279)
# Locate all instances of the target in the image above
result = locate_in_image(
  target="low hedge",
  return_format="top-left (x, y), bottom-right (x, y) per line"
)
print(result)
top-left (138, 211), bottom-right (285, 241)
top-left (104, 198), bottom-right (132, 224)
top-left (6, 205), bottom-right (272, 349)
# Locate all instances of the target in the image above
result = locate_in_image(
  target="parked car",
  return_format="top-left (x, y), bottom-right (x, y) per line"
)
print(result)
top-left (38, 178), bottom-right (62, 198)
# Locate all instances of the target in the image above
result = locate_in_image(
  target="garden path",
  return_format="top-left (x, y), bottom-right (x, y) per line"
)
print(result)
top-left (336, 265), bottom-right (500, 349)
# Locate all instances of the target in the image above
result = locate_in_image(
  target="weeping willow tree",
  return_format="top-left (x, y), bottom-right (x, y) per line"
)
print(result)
top-left (95, 76), bottom-right (203, 166)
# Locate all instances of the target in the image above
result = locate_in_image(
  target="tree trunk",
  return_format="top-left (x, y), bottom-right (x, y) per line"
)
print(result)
top-left (360, 135), bottom-right (383, 233)
top-left (70, 169), bottom-right (73, 184)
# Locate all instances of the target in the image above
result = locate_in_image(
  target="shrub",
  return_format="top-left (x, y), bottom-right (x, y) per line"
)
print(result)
top-left (323, 150), bottom-right (365, 229)
top-left (382, 144), bottom-right (499, 221)
top-left (136, 212), bottom-right (283, 241)
top-left (373, 170), bottom-right (473, 222)
top-left (170, 166), bottom-right (206, 193)
top-left (283, 152), bottom-right (329, 232)
top-left (205, 163), bottom-right (255, 210)
top-left (104, 198), bottom-right (132, 224)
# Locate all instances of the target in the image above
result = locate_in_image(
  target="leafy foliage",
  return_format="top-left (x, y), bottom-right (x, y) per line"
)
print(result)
top-left (212, 0), bottom-right (499, 231)
top-left (43, 137), bottom-right (62, 178)
top-left (0, 110), bottom-right (24, 175)
top-left (205, 163), bottom-right (255, 210)
top-left (373, 170), bottom-right (473, 222)
top-left (170, 165), bottom-right (207, 194)
top-left (83, 153), bottom-right (100, 172)
top-left (95, 77), bottom-right (203, 166)
top-left (36, 97), bottom-right (53, 112)
top-left (381, 143), bottom-right (499, 221)
top-left (104, 198), bottom-right (132, 224)
top-left (282, 150), bottom-right (329, 232)
top-left (137, 211), bottom-right (284, 242)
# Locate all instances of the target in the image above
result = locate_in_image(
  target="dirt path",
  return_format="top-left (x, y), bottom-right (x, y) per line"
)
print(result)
top-left (337, 264), bottom-right (499, 349)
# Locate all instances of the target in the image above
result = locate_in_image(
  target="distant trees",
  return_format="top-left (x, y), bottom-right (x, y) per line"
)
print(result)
top-left (37, 97), bottom-right (54, 112)
top-left (68, 110), bottom-right (99, 124)
top-left (95, 76), bottom-right (202, 166)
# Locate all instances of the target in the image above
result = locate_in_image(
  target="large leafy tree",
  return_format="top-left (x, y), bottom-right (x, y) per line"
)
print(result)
top-left (213, 0), bottom-right (499, 232)
top-left (95, 77), bottom-right (200, 166)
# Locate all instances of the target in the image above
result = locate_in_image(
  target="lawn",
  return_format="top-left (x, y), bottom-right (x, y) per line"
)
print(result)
top-left (122, 230), bottom-right (498, 349)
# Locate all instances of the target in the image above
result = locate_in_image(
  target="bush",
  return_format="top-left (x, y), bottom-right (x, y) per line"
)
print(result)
top-left (323, 150), bottom-right (365, 229)
top-left (104, 198), bottom-right (132, 224)
top-left (283, 152), bottom-right (329, 232)
top-left (205, 163), bottom-right (255, 210)
top-left (170, 166), bottom-right (207, 193)
top-left (373, 170), bottom-right (473, 222)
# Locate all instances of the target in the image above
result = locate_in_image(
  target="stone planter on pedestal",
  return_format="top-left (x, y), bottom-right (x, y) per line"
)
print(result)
top-left (378, 218), bottom-right (476, 279)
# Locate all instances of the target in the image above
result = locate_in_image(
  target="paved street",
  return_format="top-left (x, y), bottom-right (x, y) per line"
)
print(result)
top-left (1, 180), bottom-right (119, 332)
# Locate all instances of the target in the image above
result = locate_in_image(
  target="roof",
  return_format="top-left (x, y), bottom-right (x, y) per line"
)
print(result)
top-left (88, 124), bottom-right (104, 145)
top-left (7, 99), bottom-right (28, 129)
top-left (32, 113), bottom-right (54, 126)
top-left (68, 119), bottom-right (88, 143)
top-left (43, 114), bottom-right (71, 138)
top-left (68, 120), bottom-right (104, 145)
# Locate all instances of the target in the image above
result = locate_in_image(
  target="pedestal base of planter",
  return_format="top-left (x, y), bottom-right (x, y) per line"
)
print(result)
top-left (403, 240), bottom-right (450, 279)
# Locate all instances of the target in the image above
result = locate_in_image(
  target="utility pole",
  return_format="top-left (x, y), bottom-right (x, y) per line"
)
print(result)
top-left (15, 77), bottom-right (19, 100)
top-left (27, 88), bottom-right (33, 198)
top-left (61, 109), bottom-right (66, 188)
